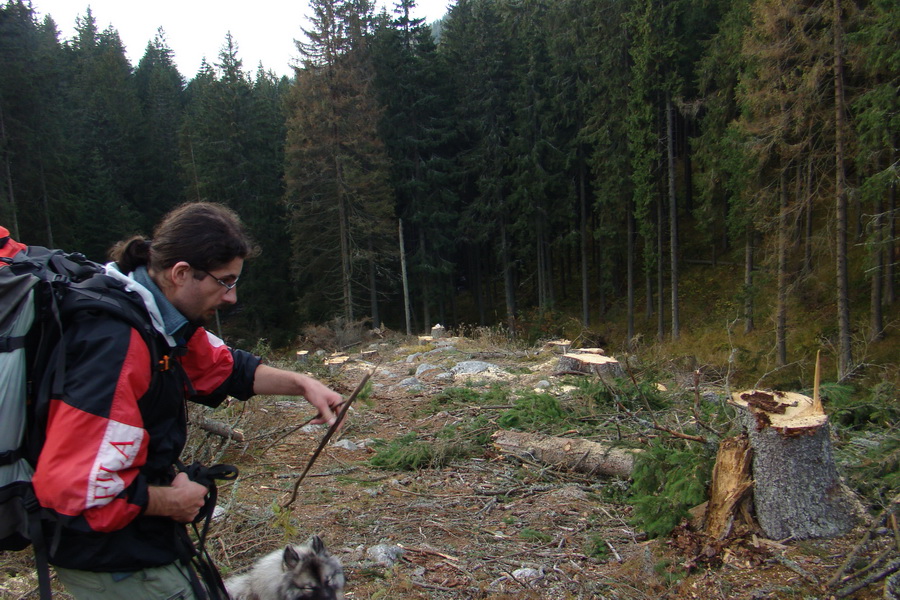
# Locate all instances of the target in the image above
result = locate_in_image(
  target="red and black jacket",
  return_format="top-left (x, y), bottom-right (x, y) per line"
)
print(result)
top-left (29, 267), bottom-right (260, 572)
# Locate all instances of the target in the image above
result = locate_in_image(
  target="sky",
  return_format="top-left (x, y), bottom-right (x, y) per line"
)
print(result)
top-left (30, 0), bottom-right (453, 78)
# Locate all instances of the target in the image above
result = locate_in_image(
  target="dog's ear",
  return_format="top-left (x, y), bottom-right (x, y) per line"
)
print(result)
top-left (307, 535), bottom-right (326, 555)
top-left (282, 545), bottom-right (301, 570)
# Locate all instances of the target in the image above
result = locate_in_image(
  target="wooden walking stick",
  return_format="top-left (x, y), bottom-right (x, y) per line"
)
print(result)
top-left (282, 364), bottom-right (377, 509)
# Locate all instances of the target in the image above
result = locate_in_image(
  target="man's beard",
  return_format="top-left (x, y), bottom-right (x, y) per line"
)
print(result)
top-left (189, 305), bottom-right (227, 328)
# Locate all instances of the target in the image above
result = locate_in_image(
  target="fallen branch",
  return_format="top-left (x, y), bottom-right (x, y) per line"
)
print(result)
top-left (827, 492), bottom-right (900, 588)
top-left (195, 416), bottom-right (244, 441)
top-left (834, 558), bottom-right (900, 599)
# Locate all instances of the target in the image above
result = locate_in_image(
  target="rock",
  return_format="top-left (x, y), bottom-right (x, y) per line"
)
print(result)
top-left (415, 363), bottom-right (442, 377)
top-left (535, 380), bottom-right (551, 389)
top-left (332, 439), bottom-right (359, 450)
top-left (512, 567), bottom-right (543, 581)
top-left (399, 377), bottom-right (420, 387)
top-left (367, 544), bottom-right (405, 566)
top-left (451, 360), bottom-right (497, 375)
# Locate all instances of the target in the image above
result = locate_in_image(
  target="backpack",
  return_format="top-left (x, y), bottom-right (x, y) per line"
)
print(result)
top-left (0, 236), bottom-right (160, 598)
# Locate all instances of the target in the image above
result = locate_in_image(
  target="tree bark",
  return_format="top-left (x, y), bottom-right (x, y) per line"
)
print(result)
top-left (667, 95), bottom-right (680, 341)
top-left (834, 0), bottom-right (853, 378)
top-left (195, 416), bottom-right (245, 442)
top-left (627, 198), bottom-right (635, 346)
top-left (399, 219), bottom-right (412, 335)
top-left (580, 157), bottom-right (590, 328)
top-left (491, 430), bottom-right (639, 479)
top-left (744, 230), bottom-right (755, 334)
top-left (870, 193), bottom-right (884, 341)
top-left (730, 389), bottom-right (865, 540)
top-left (776, 168), bottom-right (788, 367)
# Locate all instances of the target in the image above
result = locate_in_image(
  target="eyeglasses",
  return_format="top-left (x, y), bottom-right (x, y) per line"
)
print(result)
top-left (194, 267), bottom-right (239, 291)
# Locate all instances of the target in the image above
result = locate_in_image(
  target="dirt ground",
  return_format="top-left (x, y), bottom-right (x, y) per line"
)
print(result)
top-left (1, 334), bottom-right (897, 599)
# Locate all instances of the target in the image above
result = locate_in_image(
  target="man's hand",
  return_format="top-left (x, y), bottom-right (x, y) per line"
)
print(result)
top-left (252, 364), bottom-right (345, 426)
top-left (146, 472), bottom-right (207, 523)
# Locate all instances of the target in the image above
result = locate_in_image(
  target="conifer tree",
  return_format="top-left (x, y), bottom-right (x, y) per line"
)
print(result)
top-left (134, 29), bottom-right (186, 230)
top-left (737, 0), bottom-right (843, 369)
top-left (373, 0), bottom-right (457, 330)
top-left (285, 0), bottom-right (394, 324)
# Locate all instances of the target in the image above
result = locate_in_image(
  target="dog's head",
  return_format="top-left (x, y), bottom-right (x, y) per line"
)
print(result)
top-left (278, 535), bottom-right (345, 600)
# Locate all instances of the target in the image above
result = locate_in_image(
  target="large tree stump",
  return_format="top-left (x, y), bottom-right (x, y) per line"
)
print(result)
top-left (491, 430), bottom-right (640, 478)
top-left (731, 389), bottom-right (866, 540)
top-left (557, 353), bottom-right (625, 379)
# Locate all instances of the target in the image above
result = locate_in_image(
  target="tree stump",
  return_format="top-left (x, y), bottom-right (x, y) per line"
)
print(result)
top-left (730, 389), bottom-right (866, 540)
top-left (546, 339), bottom-right (572, 354)
top-left (325, 354), bottom-right (349, 373)
top-left (557, 353), bottom-right (625, 379)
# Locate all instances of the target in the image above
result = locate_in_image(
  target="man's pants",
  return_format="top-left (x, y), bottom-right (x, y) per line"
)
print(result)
top-left (55, 562), bottom-right (201, 600)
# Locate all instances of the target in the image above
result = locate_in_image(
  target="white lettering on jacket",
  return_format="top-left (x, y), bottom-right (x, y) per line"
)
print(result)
top-left (87, 420), bottom-right (145, 508)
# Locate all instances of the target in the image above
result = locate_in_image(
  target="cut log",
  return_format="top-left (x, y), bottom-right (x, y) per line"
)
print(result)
top-left (431, 324), bottom-right (446, 338)
top-left (491, 430), bottom-right (640, 479)
top-left (295, 350), bottom-right (309, 364)
top-left (704, 434), bottom-right (753, 540)
top-left (731, 389), bottom-right (866, 540)
top-left (557, 353), bottom-right (625, 379)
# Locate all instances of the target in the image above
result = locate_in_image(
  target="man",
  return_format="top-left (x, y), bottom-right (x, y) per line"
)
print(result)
top-left (29, 202), bottom-right (343, 599)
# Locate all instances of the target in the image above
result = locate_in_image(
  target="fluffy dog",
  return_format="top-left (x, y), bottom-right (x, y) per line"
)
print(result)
top-left (225, 535), bottom-right (344, 600)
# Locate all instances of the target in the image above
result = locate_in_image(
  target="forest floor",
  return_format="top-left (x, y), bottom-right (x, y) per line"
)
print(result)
top-left (1, 331), bottom-right (897, 599)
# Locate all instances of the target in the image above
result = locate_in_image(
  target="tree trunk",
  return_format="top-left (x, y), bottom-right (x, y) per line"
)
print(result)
top-left (580, 158), bottom-right (590, 328)
top-left (776, 169), bottom-right (788, 367)
top-left (744, 230), bottom-right (755, 334)
top-left (803, 160), bottom-right (814, 275)
top-left (657, 194), bottom-right (664, 342)
top-left (667, 96), bottom-right (680, 340)
top-left (627, 199), bottom-right (635, 346)
top-left (491, 430), bottom-right (639, 479)
top-left (399, 219), bottom-right (412, 335)
top-left (38, 154), bottom-right (54, 248)
top-left (368, 236), bottom-right (379, 327)
top-left (887, 142), bottom-right (896, 305)
top-left (730, 389), bottom-right (865, 539)
top-left (870, 193), bottom-right (884, 341)
top-left (834, 0), bottom-right (852, 379)
top-left (501, 219), bottom-right (516, 334)
top-left (336, 159), bottom-right (353, 321)
top-left (419, 228), bottom-right (430, 332)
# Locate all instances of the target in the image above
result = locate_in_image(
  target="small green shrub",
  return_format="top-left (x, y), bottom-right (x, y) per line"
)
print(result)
top-left (497, 392), bottom-right (567, 430)
top-left (584, 534), bottom-right (610, 560)
top-left (828, 381), bottom-right (900, 428)
top-left (628, 440), bottom-right (714, 538)
top-left (519, 528), bottom-right (552, 543)
top-left (368, 425), bottom-right (488, 471)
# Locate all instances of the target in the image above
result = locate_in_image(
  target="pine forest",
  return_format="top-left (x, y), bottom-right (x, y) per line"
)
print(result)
top-left (1, 0), bottom-right (898, 388)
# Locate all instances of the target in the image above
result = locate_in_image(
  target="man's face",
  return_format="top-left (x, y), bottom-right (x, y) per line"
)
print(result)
top-left (170, 257), bottom-right (244, 326)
